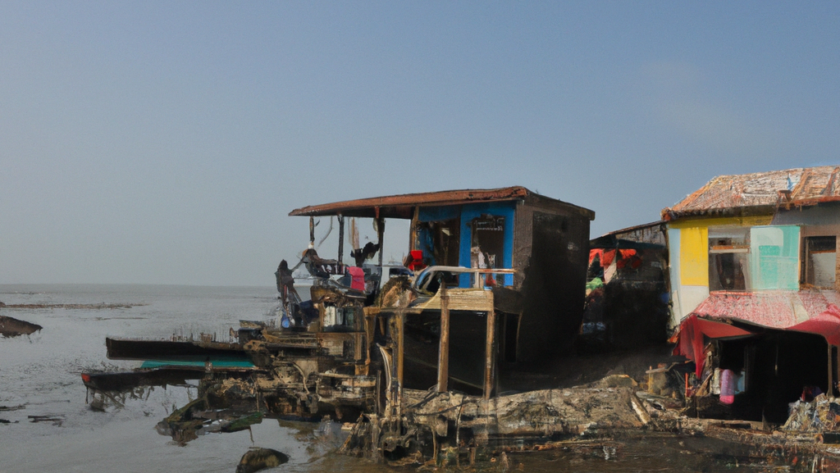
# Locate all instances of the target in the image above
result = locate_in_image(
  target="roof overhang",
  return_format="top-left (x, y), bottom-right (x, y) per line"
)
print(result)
top-left (288, 186), bottom-right (594, 219)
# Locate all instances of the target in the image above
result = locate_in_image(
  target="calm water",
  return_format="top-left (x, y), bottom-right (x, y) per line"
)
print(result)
top-left (0, 285), bottom-right (790, 472)
top-left (0, 284), bottom-right (383, 473)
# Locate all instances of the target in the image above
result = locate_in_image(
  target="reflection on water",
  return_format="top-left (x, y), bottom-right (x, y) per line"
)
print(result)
top-left (0, 285), bottom-right (796, 472)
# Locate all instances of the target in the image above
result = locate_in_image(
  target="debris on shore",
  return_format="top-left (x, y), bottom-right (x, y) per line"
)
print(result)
top-left (0, 404), bottom-right (27, 412)
top-left (28, 415), bottom-right (65, 426)
top-left (155, 397), bottom-right (265, 445)
top-left (0, 303), bottom-right (146, 310)
top-left (0, 315), bottom-right (42, 337)
top-left (236, 448), bottom-right (289, 473)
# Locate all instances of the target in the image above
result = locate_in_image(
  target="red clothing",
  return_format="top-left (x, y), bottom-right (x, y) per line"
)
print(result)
top-left (347, 266), bottom-right (366, 291)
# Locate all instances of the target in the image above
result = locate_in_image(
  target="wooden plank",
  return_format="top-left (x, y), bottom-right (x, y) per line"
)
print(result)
top-left (414, 288), bottom-right (494, 312)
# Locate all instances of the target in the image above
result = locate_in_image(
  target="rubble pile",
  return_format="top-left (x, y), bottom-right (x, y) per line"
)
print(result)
top-left (783, 395), bottom-right (840, 433)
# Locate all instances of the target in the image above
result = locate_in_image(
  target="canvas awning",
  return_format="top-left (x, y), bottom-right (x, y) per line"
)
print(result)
top-left (675, 290), bottom-right (840, 376)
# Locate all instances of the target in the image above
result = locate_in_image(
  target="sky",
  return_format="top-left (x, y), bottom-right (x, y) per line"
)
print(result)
top-left (1, 1), bottom-right (838, 286)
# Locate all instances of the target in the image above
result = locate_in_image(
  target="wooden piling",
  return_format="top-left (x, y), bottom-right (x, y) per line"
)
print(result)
top-left (484, 309), bottom-right (496, 399)
top-left (437, 283), bottom-right (450, 392)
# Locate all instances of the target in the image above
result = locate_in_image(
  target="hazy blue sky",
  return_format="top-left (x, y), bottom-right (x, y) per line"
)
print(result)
top-left (2, 1), bottom-right (838, 286)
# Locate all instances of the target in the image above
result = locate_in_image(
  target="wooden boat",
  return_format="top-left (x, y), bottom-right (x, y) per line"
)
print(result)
top-left (106, 337), bottom-right (248, 360)
top-left (81, 362), bottom-right (261, 392)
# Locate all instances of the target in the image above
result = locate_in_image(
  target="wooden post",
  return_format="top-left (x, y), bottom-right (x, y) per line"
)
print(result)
top-left (410, 206), bottom-right (419, 254)
top-left (309, 216), bottom-right (315, 246)
top-left (836, 346), bottom-right (839, 398)
top-left (437, 284), bottom-right (450, 392)
top-left (337, 215), bottom-right (344, 265)
top-left (397, 310), bottom-right (405, 390)
top-left (395, 310), bottom-right (405, 424)
top-left (484, 309), bottom-right (496, 399)
top-left (829, 344), bottom-right (834, 399)
top-left (377, 216), bottom-right (385, 267)
top-left (834, 235), bottom-right (840, 293)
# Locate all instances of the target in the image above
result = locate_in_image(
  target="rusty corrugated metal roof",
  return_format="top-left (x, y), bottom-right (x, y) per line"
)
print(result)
top-left (662, 166), bottom-right (840, 221)
top-left (596, 220), bottom-right (664, 239)
top-left (288, 186), bottom-right (595, 219)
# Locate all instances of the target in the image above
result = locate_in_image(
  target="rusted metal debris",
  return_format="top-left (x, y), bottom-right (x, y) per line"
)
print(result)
top-left (339, 384), bottom-right (649, 462)
top-left (155, 397), bottom-right (265, 445)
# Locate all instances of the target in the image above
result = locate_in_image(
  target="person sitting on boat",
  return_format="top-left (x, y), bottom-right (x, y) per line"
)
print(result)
top-left (275, 260), bottom-right (300, 306)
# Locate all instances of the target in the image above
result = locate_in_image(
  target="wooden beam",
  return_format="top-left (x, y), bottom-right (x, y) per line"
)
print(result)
top-left (437, 284), bottom-right (450, 392)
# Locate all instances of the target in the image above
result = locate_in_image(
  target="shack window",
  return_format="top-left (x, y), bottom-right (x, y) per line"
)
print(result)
top-left (416, 219), bottom-right (460, 267)
top-left (804, 236), bottom-right (837, 289)
top-left (708, 227), bottom-right (750, 291)
top-left (471, 215), bottom-right (505, 286)
top-left (750, 226), bottom-right (800, 291)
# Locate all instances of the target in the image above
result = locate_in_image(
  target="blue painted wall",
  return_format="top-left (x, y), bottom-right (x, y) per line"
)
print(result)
top-left (418, 206), bottom-right (460, 223)
top-left (458, 202), bottom-right (516, 287)
top-left (415, 203), bottom-right (516, 287)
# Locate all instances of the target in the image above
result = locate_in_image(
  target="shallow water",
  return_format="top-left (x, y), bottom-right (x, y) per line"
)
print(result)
top-left (0, 284), bottom-right (795, 472)
top-left (0, 284), bottom-right (383, 473)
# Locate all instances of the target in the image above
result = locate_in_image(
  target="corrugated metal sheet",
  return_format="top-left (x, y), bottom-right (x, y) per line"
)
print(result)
top-left (663, 166), bottom-right (840, 220)
top-left (691, 290), bottom-right (840, 330)
top-left (593, 220), bottom-right (666, 246)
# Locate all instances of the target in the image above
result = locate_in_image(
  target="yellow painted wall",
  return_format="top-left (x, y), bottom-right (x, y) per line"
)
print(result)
top-left (670, 215), bottom-right (772, 287)
top-left (680, 227), bottom-right (708, 286)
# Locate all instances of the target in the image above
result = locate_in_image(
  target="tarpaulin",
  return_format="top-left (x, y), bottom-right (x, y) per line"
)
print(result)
top-left (601, 249), bottom-right (617, 267)
top-left (588, 248), bottom-right (603, 266)
top-left (673, 314), bottom-right (752, 377)
top-left (788, 304), bottom-right (840, 345)
top-left (675, 291), bottom-right (840, 376)
top-left (616, 249), bottom-right (641, 269)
